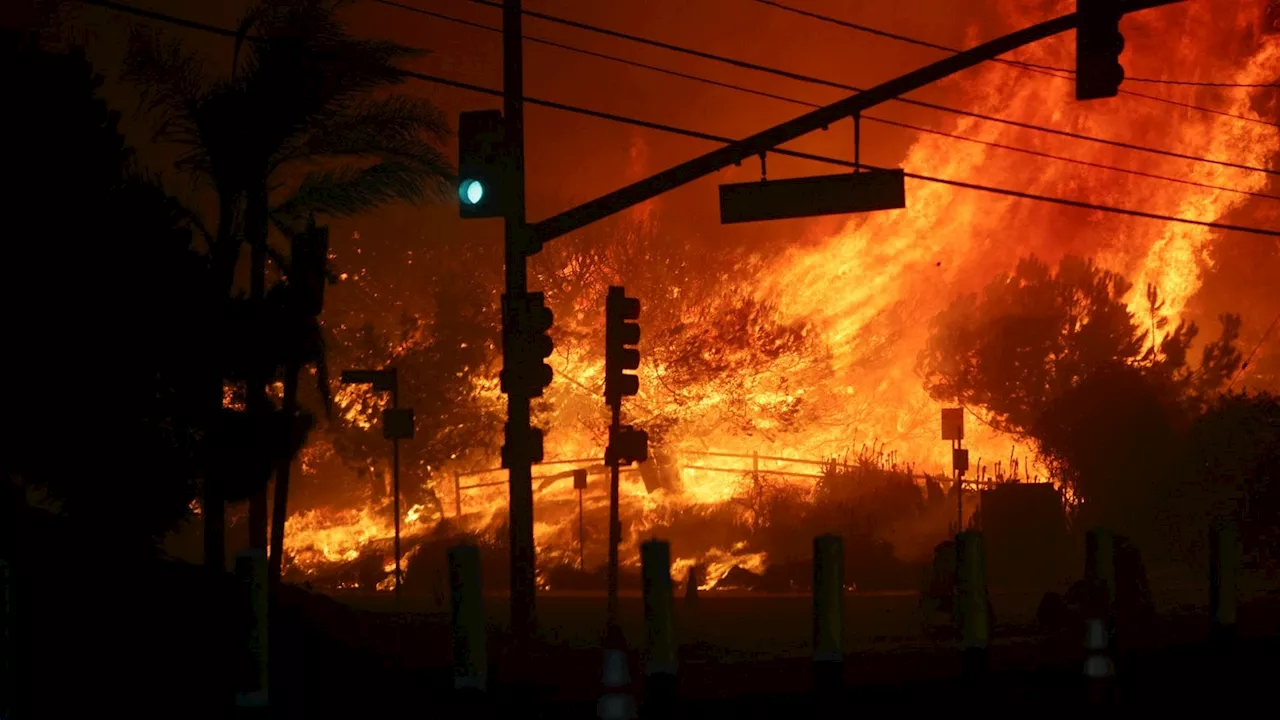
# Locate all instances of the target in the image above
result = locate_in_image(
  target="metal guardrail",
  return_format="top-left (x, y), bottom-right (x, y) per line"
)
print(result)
top-left (447, 448), bottom-right (963, 517)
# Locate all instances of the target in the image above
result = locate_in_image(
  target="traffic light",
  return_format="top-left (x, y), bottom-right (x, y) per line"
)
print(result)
top-left (605, 286), bottom-right (641, 405)
top-left (1076, 0), bottom-right (1125, 100)
top-left (502, 423), bottom-right (544, 467)
top-left (500, 292), bottom-right (554, 398)
top-left (606, 424), bottom-right (649, 466)
top-left (457, 109), bottom-right (506, 218)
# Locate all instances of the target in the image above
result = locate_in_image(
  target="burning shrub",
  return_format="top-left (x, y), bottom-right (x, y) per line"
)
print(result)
top-left (920, 254), bottom-right (1245, 549)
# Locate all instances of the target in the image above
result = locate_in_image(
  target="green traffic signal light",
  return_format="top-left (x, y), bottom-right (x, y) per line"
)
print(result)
top-left (459, 178), bottom-right (486, 206)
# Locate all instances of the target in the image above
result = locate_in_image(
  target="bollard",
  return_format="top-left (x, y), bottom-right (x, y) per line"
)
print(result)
top-left (955, 530), bottom-right (989, 678)
top-left (641, 540), bottom-right (676, 717)
top-left (1, 558), bottom-right (11, 720)
top-left (448, 544), bottom-right (486, 693)
top-left (233, 549), bottom-right (269, 712)
top-left (812, 535), bottom-right (844, 696)
top-left (1083, 618), bottom-right (1116, 706)
top-left (599, 623), bottom-right (636, 720)
top-left (1082, 528), bottom-right (1117, 705)
top-left (1209, 521), bottom-right (1238, 649)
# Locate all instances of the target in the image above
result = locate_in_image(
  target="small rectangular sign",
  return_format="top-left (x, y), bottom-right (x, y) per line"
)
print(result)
top-left (941, 407), bottom-right (965, 441)
top-left (341, 369), bottom-right (396, 392)
top-left (383, 408), bottom-right (415, 440)
top-left (719, 169), bottom-right (905, 224)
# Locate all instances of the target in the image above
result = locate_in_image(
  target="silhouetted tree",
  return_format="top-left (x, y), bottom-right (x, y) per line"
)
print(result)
top-left (124, 0), bottom-right (454, 563)
top-left (318, 235), bottom-right (503, 518)
top-left (1187, 390), bottom-right (1280, 561)
top-left (919, 255), bottom-right (1242, 535)
top-left (1, 33), bottom-right (211, 551)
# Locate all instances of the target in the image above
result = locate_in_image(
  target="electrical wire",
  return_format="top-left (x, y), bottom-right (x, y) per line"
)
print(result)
top-left (383, 1), bottom-right (1280, 202)
top-left (753, 0), bottom-right (1280, 130)
top-left (1228, 310), bottom-right (1280, 390)
top-left (754, 0), bottom-right (1280, 90)
top-left (77, 0), bottom-right (1280, 239)
top-left (456, 0), bottom-right (1280, 135)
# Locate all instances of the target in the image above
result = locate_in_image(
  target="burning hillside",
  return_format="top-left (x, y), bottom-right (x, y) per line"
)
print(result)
top-left (276, 0), bottom-right (1279, 591)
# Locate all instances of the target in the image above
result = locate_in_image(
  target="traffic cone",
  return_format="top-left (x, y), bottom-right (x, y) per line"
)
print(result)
top-left (598, 642), bottom-right (636, 720)
top-left (1083, 618), bottom-right (1116, 706)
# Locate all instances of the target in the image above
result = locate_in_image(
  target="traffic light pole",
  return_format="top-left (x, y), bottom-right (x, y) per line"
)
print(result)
top-left (606, 401), bottom-right (622, 633)
top-left (503, 0), bottom-right (537, 645)
top-left (391, 384), bottom-right (402, 600)
top-left (525, 0), bottom-right (1180, 247)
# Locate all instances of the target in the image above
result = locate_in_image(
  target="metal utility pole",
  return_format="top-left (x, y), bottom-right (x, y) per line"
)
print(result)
top-left (391, 383), bottom-right (403, 597)
top-left (603, 287), bottom-right (647, 633)
top-left (502, 0), bottom-right (538, 643)
top-left (340, 369), bottom-right (413, 598)
top-left (574, 469), bottom-right (588, 571)
top-left (606, 395), bottom-right (622, 627)
top-left (942, 408), bottom-right (967, 533)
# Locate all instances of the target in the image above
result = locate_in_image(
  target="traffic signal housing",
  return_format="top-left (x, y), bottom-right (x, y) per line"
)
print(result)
top-left (606, 424), bottom-right (649, 467)
top-left (457, 109), bottom-right (506, 218)
top-left (501, 292), bottom-right (554, 399)
top-left (605, 286), bottom-right (641, 405)
top-left (1076, 0), bottom-right (1125, 100)
top-left (502, 423), bottom-right (544, 467)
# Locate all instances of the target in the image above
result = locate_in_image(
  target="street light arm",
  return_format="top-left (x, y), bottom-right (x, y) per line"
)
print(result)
top-left (528, 0), bottom-right (1181, 245)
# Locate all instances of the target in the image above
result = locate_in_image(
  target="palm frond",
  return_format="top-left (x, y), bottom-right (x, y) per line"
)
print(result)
top-left (231, 3), bottom-right (271, 81)
top-left (122, 27), bottom-right (207, 149)
top-left (271, 94), bottom-right (452, 169)
top-left (273, 159), bottom-right (452, 221)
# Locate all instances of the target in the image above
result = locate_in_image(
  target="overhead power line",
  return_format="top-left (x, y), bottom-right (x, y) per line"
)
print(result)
top-left (754, 0), bottom-right (1280, 128)
top-left (388, 1), bottom-right (1280, 203)
top-left (77, 0), bottom-right (1280, 239)
top-left (395, 72), bottom-right (1280, 239)
top-left (457, 0), bottom-right (1280, 135)
top-left (754, 0), bottom-right (1280, 90)
top-left (395, 0), bottom-right (1279, 176)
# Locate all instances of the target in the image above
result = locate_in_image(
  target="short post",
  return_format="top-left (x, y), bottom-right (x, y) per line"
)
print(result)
top-left (684, 564), bottom-right (700, 609)
top-left (1083, 617), bottom-right (1116, 705)
top-left (598, 627), bottom-right (635, 720)
top-left (453, 471), bottom-right (463, 518)
top-left (1, 558), bottom-right (11, 719)
top-left (449, 544), bottom-right (486, 693)
top-left (955, 530), bottom-right (989, 678)
top-left (812, 534), bottom-right (844, 697)
top-left (1085, 527), bottom-right (1117, 611)
top-left (233, 549), bottom-right (269, 713)
top-left (1083, 528), bottom-right (1116, 706)
top-left (641, 540), bottom-right (676, 716)
top-left (1209, 520), bottom-right (1238, 649)
top-left (575, 469), bottom-right (589, 571)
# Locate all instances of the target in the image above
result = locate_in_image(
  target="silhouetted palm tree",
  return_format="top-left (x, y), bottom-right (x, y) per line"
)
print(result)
top-left (123, 0), bottom-right (453, 573)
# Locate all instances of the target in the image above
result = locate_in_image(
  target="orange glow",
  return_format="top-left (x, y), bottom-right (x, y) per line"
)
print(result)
top-left (280, 1), bottom-right (1280, 589)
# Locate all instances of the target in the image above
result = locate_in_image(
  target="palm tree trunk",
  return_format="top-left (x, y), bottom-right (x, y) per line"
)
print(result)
top-left (204, 190), bottom-right (241, 575)
top-left (247, 182), bottom-right (271, 552)
top-left (269, 363), bottom-right (300, 588)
